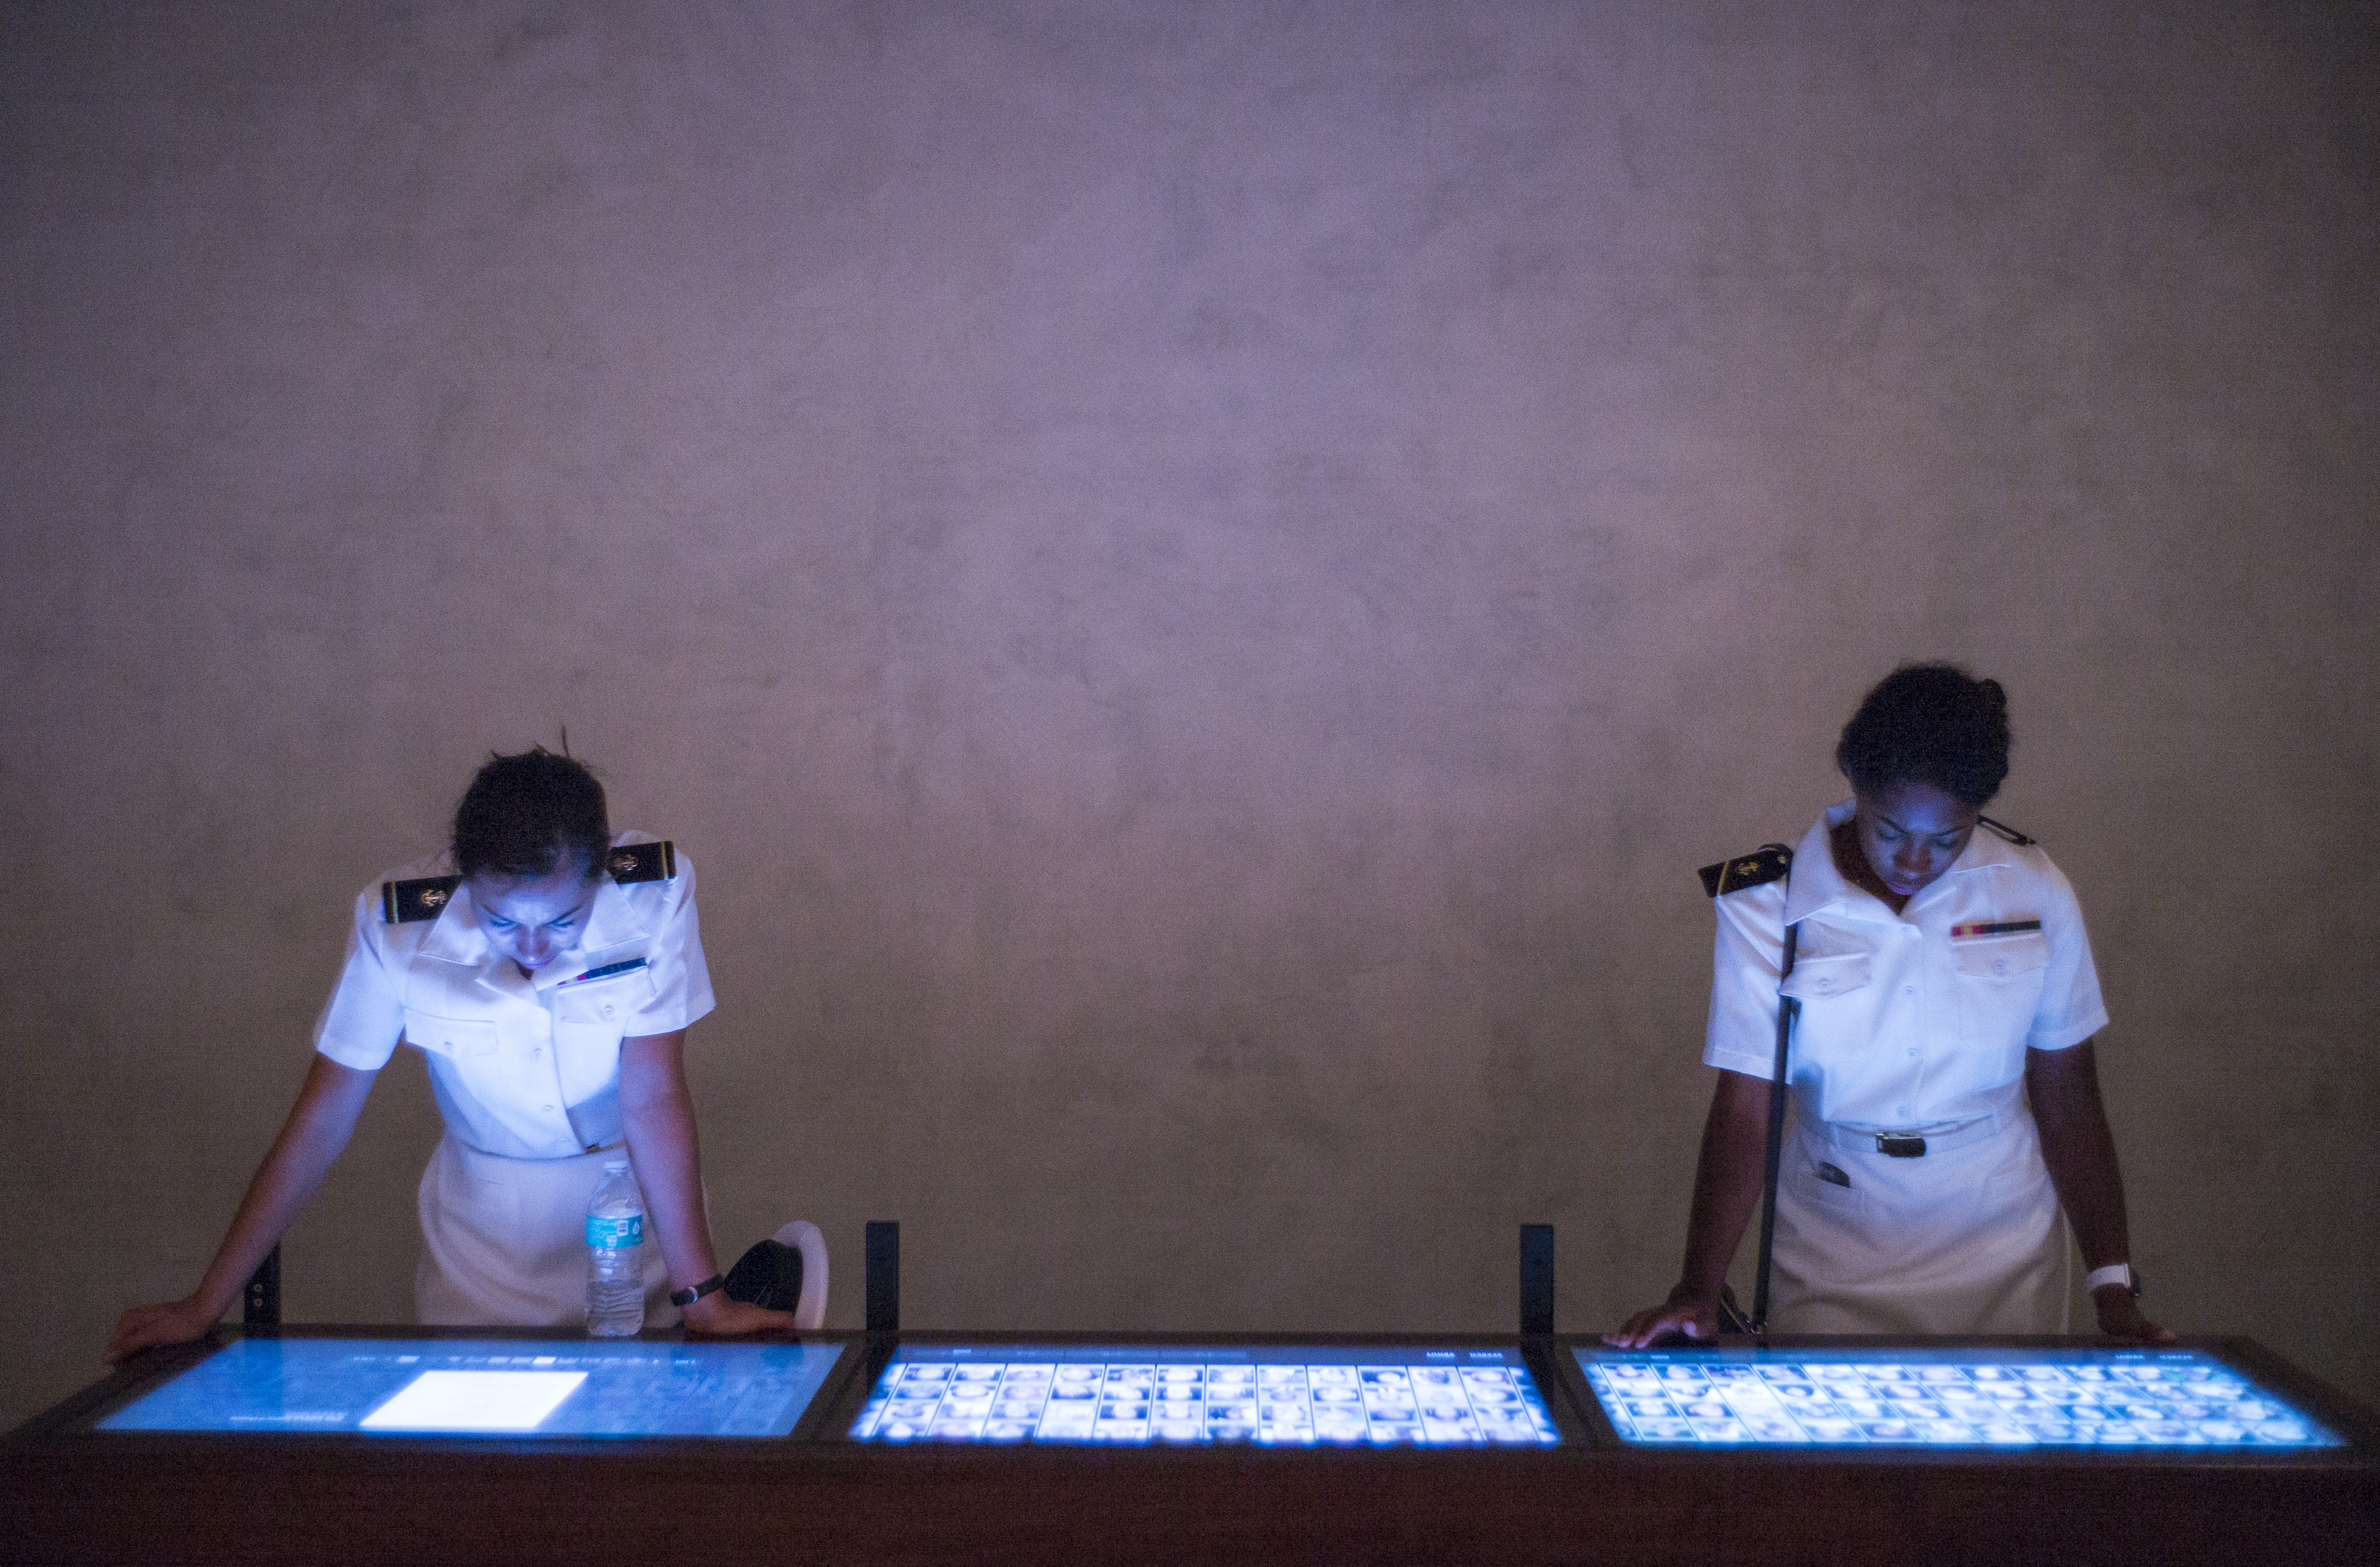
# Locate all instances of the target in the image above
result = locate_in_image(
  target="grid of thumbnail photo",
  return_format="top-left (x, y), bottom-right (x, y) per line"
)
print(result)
top-left (851, 1348), bottom-right (1563, 1446)
top-left (1579, 1350), bottom-right (2342, 1448)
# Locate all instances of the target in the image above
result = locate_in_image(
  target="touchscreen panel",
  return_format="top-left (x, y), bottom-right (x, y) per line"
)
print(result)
top-left (1574, 1346), bottom-right (2344, 1449)
top-left (97, 1337), bottom-right (845, 1439)
top-left (850, 1344), bottom-right (1562, 1446)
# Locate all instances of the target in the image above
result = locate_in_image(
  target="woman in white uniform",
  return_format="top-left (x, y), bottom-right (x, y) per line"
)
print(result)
top-left (108, 749), bottom-right (796, 1360)
top-left (1610, 665), bottom-right (2170, 1344)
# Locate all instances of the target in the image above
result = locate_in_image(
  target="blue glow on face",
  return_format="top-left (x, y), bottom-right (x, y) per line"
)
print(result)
top-left (849, 1345), bottom-right (1562, 1446)
top-left (467, 866), bottom-right (602, 973)
top-left (1575, 1346), bottom-right (2344, 1449)
top-left (98, 1338), bottom-right (845, 1439)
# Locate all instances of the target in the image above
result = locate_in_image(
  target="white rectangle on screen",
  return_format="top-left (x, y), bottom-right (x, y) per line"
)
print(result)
top-left (358, 1369), bottom-right (587, 1432)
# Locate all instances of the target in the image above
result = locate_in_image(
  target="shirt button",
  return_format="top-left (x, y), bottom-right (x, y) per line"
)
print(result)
top-left (1896, 1105), bottom-right (1910, 1117)
top-left (600, 1003), bottom-right (617, 1019)
top-left (1907, 1047), bottom-right (1918, 1058)
top-left (543, 1104), bottom-right (555, 1113)
top-left (1993, 959), bottom-right (2008, 976)
top-left (1903, 985), bottom-right (1916, 996)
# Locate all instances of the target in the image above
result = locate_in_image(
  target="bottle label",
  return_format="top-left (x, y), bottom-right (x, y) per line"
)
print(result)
top-left (586, 1214), bottom-right (644, 1249)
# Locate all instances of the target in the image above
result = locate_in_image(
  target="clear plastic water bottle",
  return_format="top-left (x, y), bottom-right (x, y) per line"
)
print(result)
top-left (584, 1159), bottom-right (647, 1338)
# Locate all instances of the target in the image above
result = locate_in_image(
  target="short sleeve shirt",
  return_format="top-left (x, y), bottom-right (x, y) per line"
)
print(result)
top-left (1701, 802), bottom-right (2108, 1131)
top-left (312, 833), bottom-right (716, 1160)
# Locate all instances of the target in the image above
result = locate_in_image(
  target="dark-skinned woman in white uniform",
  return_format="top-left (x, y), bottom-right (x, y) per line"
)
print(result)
top-left (1611, 665), bottom-right (2171, 1346)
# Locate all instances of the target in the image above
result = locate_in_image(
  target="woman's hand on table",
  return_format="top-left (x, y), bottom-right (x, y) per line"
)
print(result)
top-left (2093, 1286), bottom-right (2176, 1344)
top-left (680, 1291), bottom-right (802, 1337)
top-left (106, 1296), bottom-right (219, 1364)
top-left (1603, 1285), bottom-right (1726, 1348)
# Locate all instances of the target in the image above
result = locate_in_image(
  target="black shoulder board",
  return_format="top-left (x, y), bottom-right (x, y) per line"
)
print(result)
top-left (382, 874), bottom-right (463, 924)
top-left (1698, 843), bottom-right (1792, 898)
top-left (605, 840), bottom-right (677, 884)
top-left (1977, 815), bottom-right (2035, 846)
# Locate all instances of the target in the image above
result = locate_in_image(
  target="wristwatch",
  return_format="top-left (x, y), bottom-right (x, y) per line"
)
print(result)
top-left (670, 1273), bottom-right (726, 1309)
top-left (2085, 1262), bottom-right (2142, 1299)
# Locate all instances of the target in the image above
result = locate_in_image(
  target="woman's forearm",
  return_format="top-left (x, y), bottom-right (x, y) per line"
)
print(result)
top-left (1676, 1069), bottom-right (1776, 1299)
top-left (618, 1030), bottom-right (723, 1292)
top-left (188, 1056), bottom-right (379, 1318)
top-left (2026, 1039), bottom-right (2133, 1269)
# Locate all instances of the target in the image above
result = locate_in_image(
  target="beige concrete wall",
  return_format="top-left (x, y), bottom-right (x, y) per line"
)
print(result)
top-left (3, 1), bottom-right (2373, 1424)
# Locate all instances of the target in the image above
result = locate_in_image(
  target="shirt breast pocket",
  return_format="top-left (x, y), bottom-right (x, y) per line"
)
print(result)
top-left (1780, 952), bottom-right (1873, 1003)
top-left (402, 1009), bottom-right (499, 1060)
top-left (1954, 932), bottom-right (2051, 1050)
top-left (554, 973), bottom-right (651, 1033)
top-left (1777, 951), bottom-right (1878, 1087)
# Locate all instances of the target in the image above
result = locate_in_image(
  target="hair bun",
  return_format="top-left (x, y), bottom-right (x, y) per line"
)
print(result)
top-left (1836, 662), bottom-right (2012, 807)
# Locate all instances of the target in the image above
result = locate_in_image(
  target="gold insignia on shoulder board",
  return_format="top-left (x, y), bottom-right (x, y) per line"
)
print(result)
top-left (1698, 844), bottom-right (1792, 898)
top-left (382, 873), bottom-right (465, 923)
top-left (606, 840), bottom-right (678, 884)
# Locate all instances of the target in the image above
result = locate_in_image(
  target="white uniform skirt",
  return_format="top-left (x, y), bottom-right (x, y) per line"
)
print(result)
top-left (415, 1134), bottom-right (677, 1329)
top-left (1770, 1097), bottom-right (2071, 1335)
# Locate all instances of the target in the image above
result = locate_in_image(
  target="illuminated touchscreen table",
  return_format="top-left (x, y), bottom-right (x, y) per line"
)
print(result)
top-left (95, 1336), bottom-right (846, 1439)
top-left (850, 1344), bottom-right (1563, 1446)
top-left (10, 1335), bottom-right (2373, 1564)
top-left (1574, 1345), bottom-right (2346, 1449)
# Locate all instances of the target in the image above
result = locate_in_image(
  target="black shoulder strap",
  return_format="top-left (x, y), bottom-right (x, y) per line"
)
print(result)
top-left (381, 875), bottom-right (463, 924)
top-left (605, 840), bottom-right (677, 884)
top-left (1750, 914), bottom-right (1799, 1341)
top-left (1977, 815), bottom-right (2034, 846)
top-left (1698, 843), bottom-right (1792, 898)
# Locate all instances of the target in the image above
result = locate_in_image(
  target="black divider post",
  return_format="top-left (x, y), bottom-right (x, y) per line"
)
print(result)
top-left (1519, 1223), bottom-right (1554, 1336)
top-left (865, 1221), bottom-right (899, 1332)
top-left (243, 1244), bottom-right (281, 1329)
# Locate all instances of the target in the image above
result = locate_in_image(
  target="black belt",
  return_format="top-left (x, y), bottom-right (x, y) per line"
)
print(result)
top-left (1820, 1114), bottom-right (2001, 1160)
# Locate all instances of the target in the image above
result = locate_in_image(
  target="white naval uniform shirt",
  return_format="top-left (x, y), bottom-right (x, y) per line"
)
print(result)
top-left (312, 832), bottom-right (716, 1161)
top-left (1702, 802), bottom-right (2107, 1129)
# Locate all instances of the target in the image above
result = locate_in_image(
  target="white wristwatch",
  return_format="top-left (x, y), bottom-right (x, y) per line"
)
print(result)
top-left (2086, 1262), bottom-right (2141, 1298)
